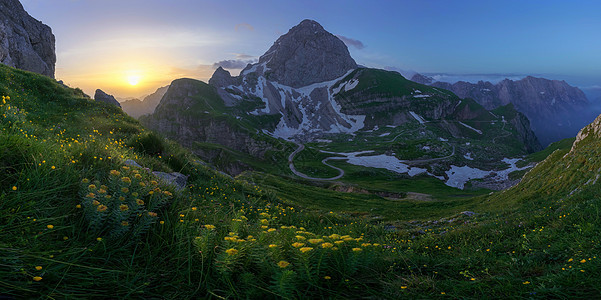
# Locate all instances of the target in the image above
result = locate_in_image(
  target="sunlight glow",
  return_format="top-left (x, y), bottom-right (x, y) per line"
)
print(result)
top-left (128, 75), bottom-right (141, 86)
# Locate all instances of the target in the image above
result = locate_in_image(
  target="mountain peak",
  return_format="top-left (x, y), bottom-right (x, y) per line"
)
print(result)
top-left (255, 19), bottom-right (357, 88)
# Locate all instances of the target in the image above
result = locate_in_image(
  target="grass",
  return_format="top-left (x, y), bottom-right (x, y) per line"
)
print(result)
top-left (2, 64), bottom-right (601, 298)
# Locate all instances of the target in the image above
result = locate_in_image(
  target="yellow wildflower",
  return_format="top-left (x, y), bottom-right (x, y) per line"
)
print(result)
top-left (352, 248), bottom-right (362, 252)
top-left (204, 224), bottom-right (216, 230)
top-left (35, 266), bottom-right (42, 271)
top-left (292, 242), bottom-right (305, 248)
top-left (296, 235), bottom-right (306, 241)
top-left (121, 177), bottom-right (131, 184)
top-left (92, 200), bottom-right (100, 206)
top-left (260, 219), bottom-right (269, 225)
top-left (225, 248), bottom-right (238, 255)
top-left (580, 259), bottom-right (587, 263)
top-left (33, 276), bottom-right (42, 282)
top-left (308, 238), bottom-right (324, 244)
top-left (321, 242), bottom-right (334, 248)
top-left (119, 204), bottom-right (129, 211)
top-left (46, 225), bottom-right (54, 229)
top-left (81, 178), bottom-right (89, 183)
top-left (269, 244), bottom-right (278, 248)
top-left (88, 184), bottom-right (97, 190)
top-left (134, 174), bottom-right (142, 179)
top-left (324, 276), bottom-right (331, 280)
top-left (121, 187), bottom-right (129, 193)
top-left (523, 281), bottom-right (530, 285)
top-left (121, 221), bottom-right (129, 226)
top-left (96, 237), bottom-right (103, 241)
top-left (136, 199), bottom-right (144, 205)
top-left (299, 247), bottom-right (313, 253)
top-left (277, 260), bottom-right (290, 268)
top-left (97, 205), bottom-right (108, 212)
top-left (76, 204), bottom-right (81, 209)
top-left (148, 212), bottom-right (158, 217)
top-left (267, 228), bottom-right (276, 232)
top-left (110, 170), bottom-right (120, 176)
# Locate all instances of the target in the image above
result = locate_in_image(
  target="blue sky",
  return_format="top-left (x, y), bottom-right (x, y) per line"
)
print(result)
top-left (20, 0), bottom-right (601, 98)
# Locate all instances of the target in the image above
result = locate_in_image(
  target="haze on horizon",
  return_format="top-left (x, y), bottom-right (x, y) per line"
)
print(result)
top-left (20, 0), bottom-right (601, 99)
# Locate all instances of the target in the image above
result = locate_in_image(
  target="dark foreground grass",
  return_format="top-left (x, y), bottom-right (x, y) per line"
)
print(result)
top-left (1, 65), bottom-right (600, 298)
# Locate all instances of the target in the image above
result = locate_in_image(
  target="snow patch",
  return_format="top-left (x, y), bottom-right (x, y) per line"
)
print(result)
top-left (379, 132), bottom-right (391, 137)
top-left (459, 121), bottom-right (482, 134)
top-left (464, 152), bottom-right (473, 160)
top-left (409, 111), bottom-right (426, 124)
top-left (413, 94), bottom-right (431, 98)
top-left (439, 137), bottom-right (449, 142)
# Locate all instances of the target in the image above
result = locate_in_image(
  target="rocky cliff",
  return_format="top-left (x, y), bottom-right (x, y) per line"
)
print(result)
top-left (411, 74), bottom-right (591, 145)
top-left (0, 0), bottom-right (55, 77)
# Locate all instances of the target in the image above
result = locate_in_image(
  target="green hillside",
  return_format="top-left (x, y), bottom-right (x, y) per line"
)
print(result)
top-left (1, 64), bottom-right (600, 298)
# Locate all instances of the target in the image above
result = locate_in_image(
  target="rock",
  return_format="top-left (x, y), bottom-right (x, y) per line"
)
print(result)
top-left (254, 19), bottom-right (357, 88)
top-left (461, 211), bottom-right (476, 217)
top-left (0, 0), bottom-right (56, 77)
top-left (152, 171), bottom-right (188, 191)
top-left (124, 159), bottom-right (143, 169)
top-left (208, 67), bottom-right (236, 87)
top-left (570, 113), bottom-right (601, 153)
top-left (94, 89), bottom-right (121, 108)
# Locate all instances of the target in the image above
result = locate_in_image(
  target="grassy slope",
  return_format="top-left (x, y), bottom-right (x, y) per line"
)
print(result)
top-left (1, 65), bottom-right (600, 298)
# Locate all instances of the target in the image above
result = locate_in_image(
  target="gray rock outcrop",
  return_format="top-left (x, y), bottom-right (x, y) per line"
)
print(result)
top-left (0, 0), bottom-right (56, 77)
top-left (252, 19), bottom-right (357, 88)
top-left (94, 89), bottom-right (122, 108)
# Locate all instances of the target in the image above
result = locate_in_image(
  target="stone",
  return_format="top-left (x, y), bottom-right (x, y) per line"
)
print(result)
top-left (0, 0), bottom-right (56, 77)
top-left (94, 89), bottom-right (122, 108)
top-left (152, 171), bottom-right (188, 191)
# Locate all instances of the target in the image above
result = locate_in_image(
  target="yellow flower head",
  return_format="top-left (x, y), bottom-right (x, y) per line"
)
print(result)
top-left (321, 242), bottom-right (334, 249)
top-left (98, 189), bottom-right (107, 194)
top-left (308, 238), bottom-right (324, 244)
top-left (121, 177), bottom-right (131, 184)
top-left (119, 204), bottom-right (129, 211)
top-left (150, 180), bottom-right (158, 186)
top-left (134, 174), bottom-right (142, 179)
top-left (35, 266), bottom-right (43, 271)
top-left (121, 187), bottom-right (129, 193)
top-left (88, 184), bottom-right (97, 190)
top-left (260, 219), bottom-right (269, 225)
top-left (299, 247), bottom-right (313, 253)
top-left (269, 244), bottom-right (278, 249)
top-left (110, 170), bottom-right (120, 176)
top-left (204, 224), bottom-right (216, 230)
top-left (92, 200), bottom-right (100, 206)
top-left (277, 260), bottom-right (290, 268)
top-left (292, 242), bottom-right (305, 248)
top-left (267, 228), bottom-right (276, 232)
top-left (97, 205), bottom-right (108, 212)
top-left (324, 276), bottom-right (331, 280)
top-left (136, 199), bottom-right (144, 205)
top-left (46, 225), bottom-right (54, 229)
top-left (81, 178), bottom-right (89, 183)
top-left (119, 196), bottom-right (125, 201)
top-left (295, 235), bottom-right (306, 241)
top-left (352, 248), bottom-right (362, 252)
top-left (121, 221), bottom-right (129, 226)
top-left (148, 212), bottom-right (158, 217)
top-left (33, 276), bottom-right (42, 282)
top-left (225, 248), bottom-right (238, 256)
top-left (86, 192), bottom-right (95, 198)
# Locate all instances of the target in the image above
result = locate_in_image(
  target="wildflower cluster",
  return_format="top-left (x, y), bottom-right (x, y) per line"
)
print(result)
top-left (79, 165), bottom-right (173, 240)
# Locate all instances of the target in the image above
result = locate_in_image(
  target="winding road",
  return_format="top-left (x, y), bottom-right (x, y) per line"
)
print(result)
top-left (288, 143), bottom-right (345, 181)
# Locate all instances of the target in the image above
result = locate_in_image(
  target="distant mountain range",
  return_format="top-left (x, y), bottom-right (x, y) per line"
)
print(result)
top-left (120, 86), bottom-right (169, 118)
top-left (411, 73), bottom-right (594, 146)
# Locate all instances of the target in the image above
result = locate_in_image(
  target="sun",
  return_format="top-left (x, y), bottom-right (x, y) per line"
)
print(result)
top-left (127, 75), bottom-right (141, 86)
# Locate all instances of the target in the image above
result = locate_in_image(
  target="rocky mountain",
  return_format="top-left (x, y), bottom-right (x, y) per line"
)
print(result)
top-left (94, 89), bottom-right (121, 108)
top-left (144, 19), bottom-right (541, 182)
top-left (411, 74), bottom-right (591, 146)
top-left (121, 85), bottom-right (169, 118)
top-left (0, 0), bottom-right (55, 77)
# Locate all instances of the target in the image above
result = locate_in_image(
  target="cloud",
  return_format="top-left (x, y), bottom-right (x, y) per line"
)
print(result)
top-left (235, 23), bottom-right (254, 31)
top-left (213, 59), bottom-right (256, 70)
top-left (234, 53), bottom-right (256, 60)
top-left (335, 35), bottom-right (365, 49)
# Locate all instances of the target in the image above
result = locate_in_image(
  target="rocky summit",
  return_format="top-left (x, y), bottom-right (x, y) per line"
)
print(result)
top-left (0, 0), bottom-right (56, 77)
top-left (255, 19), bottom-right (357, 88)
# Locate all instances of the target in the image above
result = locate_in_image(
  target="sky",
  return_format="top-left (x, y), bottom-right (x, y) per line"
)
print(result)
top-left (20, 0), bottom-right (601, 100)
